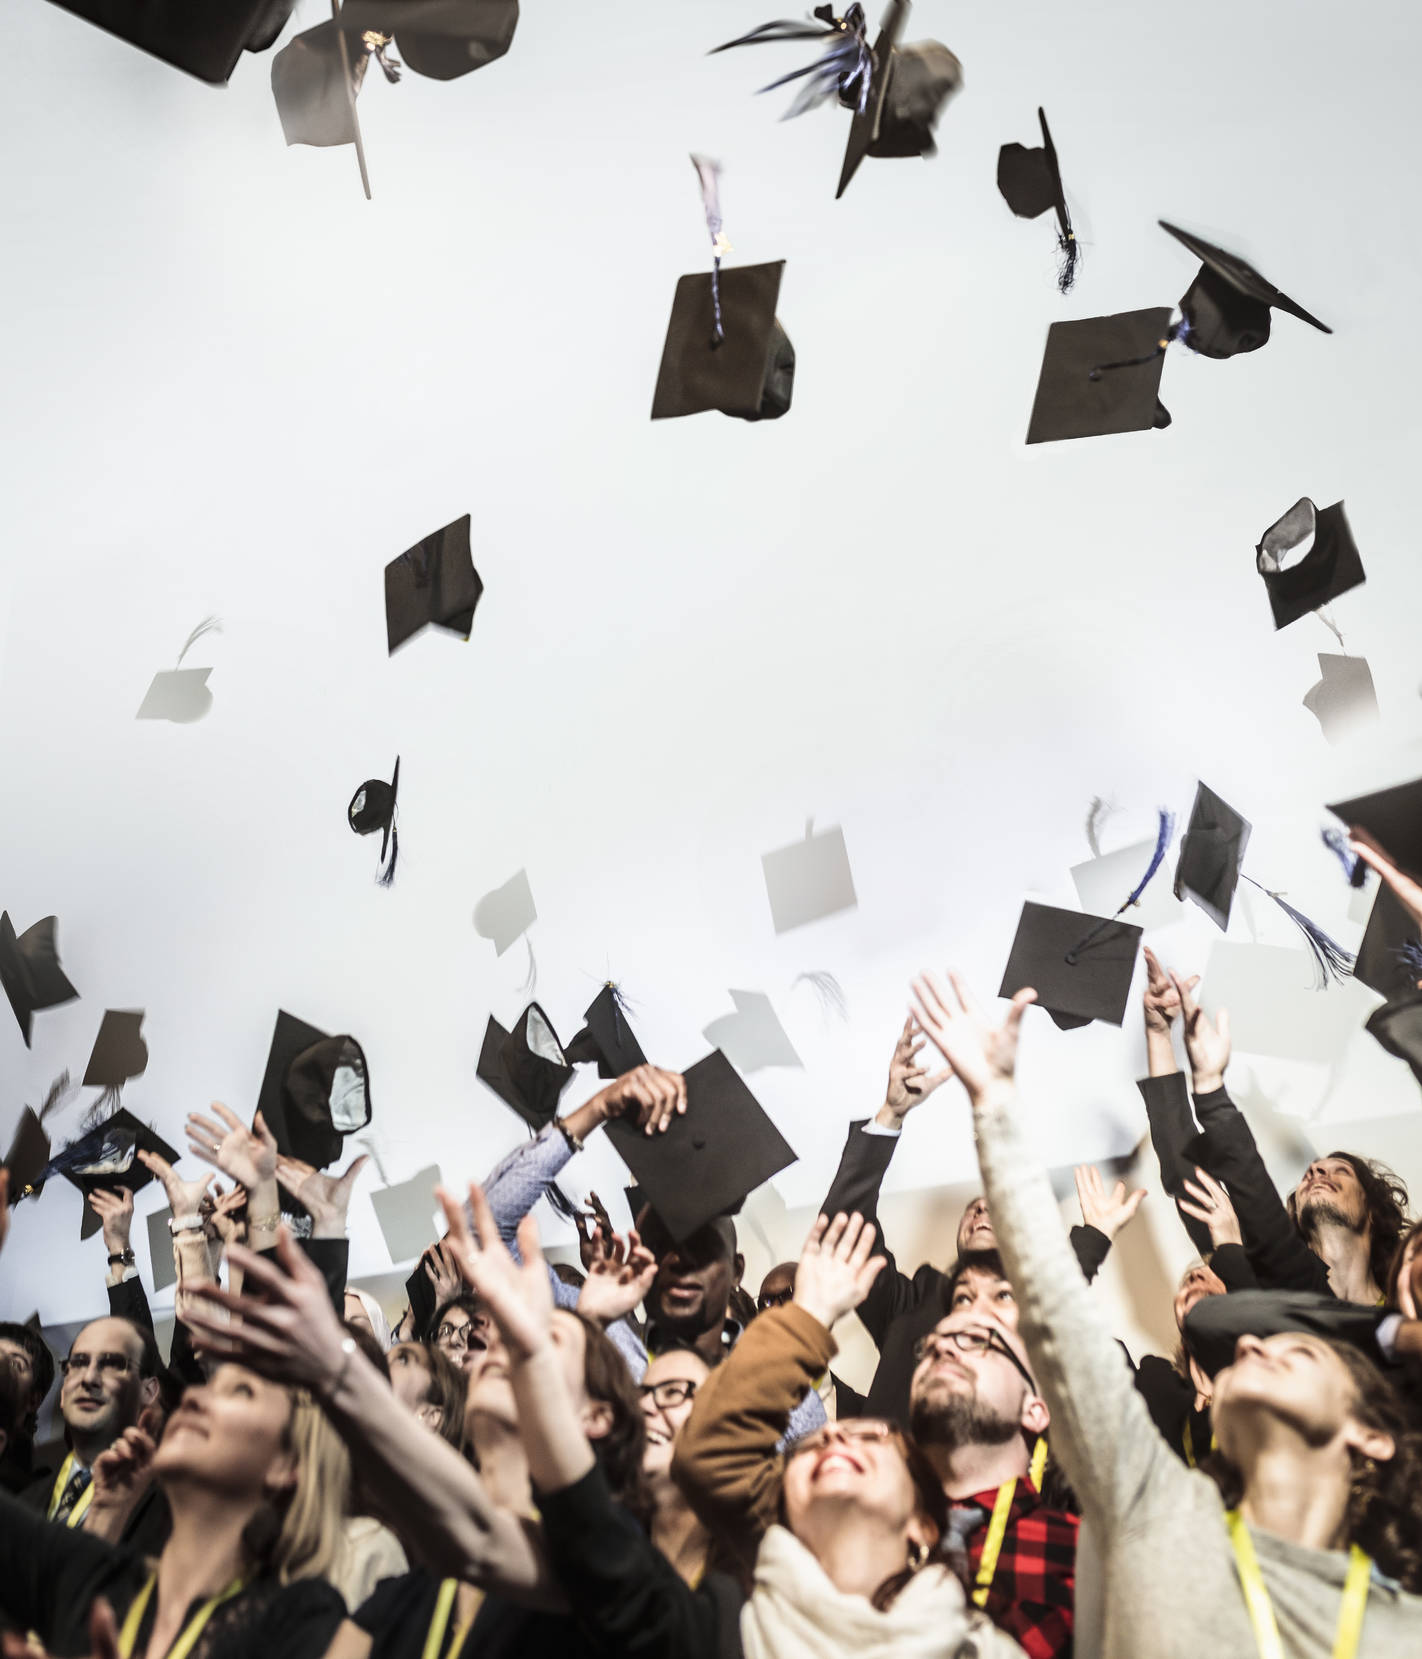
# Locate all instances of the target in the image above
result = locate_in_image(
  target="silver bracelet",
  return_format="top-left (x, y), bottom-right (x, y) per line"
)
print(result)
top-left (168, 1214), bottom-right (205, 1236)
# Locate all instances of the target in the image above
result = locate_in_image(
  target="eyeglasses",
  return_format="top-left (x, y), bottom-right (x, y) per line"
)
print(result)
top-left (639, 1378), bottom-right (698, 1410)
top-left (61, 1352), bottom-right (137, 1380)
top-left (757, 1288), bottom-right (794, 1312)
top-left (433, 1318), bottom-right (488, 1350)
top-left (912, 1327), bottom-right (1037, 1393)
top-left (786, 1420), bottom-right (895, 1460)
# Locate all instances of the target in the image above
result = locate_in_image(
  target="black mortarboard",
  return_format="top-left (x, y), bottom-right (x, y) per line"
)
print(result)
top-left (835, 0), bottom-right (907, 197)
top-left (652, 262), bottom-right (794, 423)
top-left (998, 901), bottom-right (1142, 1029)
top-left (3, 1109), bottom-right (51, 1203)
top-left (1328, 776), bottom-right (1422, 882)
top-left (349, 756), bottom-right (400, 884)
top-left (1159, 220), bottom-right (1331, 361)
top-left (1353, 883), bottom-right (1421, 999)
top-left (40, 1108), bottom-right (180, 1240)
top-left (1174, 783), bottom-right (1251, 930)
top-left (83, 1011), bottom-right (149, 1092)
top-left (858, 39), bottom-right (961, 159)
top-left (1365, 989), bottom-right (1422, 1085)
top-left (564, 986), bottom-right (648, 1080)
top-left (475, 1007), bottom-right (574, 1132)
top-left (997, 107), bottom-right (1077, 292)
top-left (0, 913), bottom-right (79, 1048)
top-left (1026, 308), bottom-right (1174, 444)
top-left (604, 1049), bottom-right (795, 1243)
top-left (1304, 654), bottom-right (1379, 747)
top-left (46, 0), bottom-right (295, 84)
top-left (1255, 499), bottom-right (1364, 630)
top-left (385, 514), bottom-right (484, 654)
top-left (256, 1011), bottom-right (373, 1170)
top-left (339, 0), bottom-right (519, 80)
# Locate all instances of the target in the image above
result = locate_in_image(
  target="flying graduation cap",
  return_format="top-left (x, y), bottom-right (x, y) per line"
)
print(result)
top-left (1, 913), bottom-right (79, 1047)
top-left (1255, 499), bottom-right (1365, 631)
top-left (136, 619), bottom-right (220, 724)
top-left (1353, 882), bottom-right (1421, 1000)
top-left (1174, 783), bottom-right (1251, 931)
top-left (1026, 308), bottom-right (1174, 444)
top-left (1159, 220), bottom-right (1331, 360)
top-left (337, 0), bottom-right (520, 81)
top-left (761, 821), bottom-right (858, 933)
top-left (564, 985), bottom-right (648, 1079)
top-left (652, 157), bottom-right (794, 423)
top-left (271, 19), bottom-right (394, 199)
top-left (1303, 655), bottom-right (1379, 747)
top-left (256, 1011), bottom-right (373, 1170)
top-left (83, 1011), bottom-right (149, 1101)
top-left (476, 1006), bottom-right (574, 1132)
top-left (999, 900), bottom-right (1143, 1030)
top-left (385, 514), bottom-right (484, 653)
top-left (710, 2), bottom-right (962, 200)
top-left (349, 757), bottom-right (400, 885)
top-left (40, 1107), bottom-right (181, 1241)
top-left (46, 0), bottom-right (297, 83)
top-left (997, 107), bottom-right (1078, 292)
top-left (1327, 776), bottom-right (1422, 882)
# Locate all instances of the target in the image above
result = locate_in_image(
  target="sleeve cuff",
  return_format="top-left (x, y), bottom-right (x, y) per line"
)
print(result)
top-left (1376, 1312), bottom-right (1403, 1361)
top-left (862, 1121), bottom-right (901, 1138)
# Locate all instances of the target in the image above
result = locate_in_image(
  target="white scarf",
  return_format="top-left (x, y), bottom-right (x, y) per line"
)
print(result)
top-left (741, 1525), bottom-right (1026, 1659)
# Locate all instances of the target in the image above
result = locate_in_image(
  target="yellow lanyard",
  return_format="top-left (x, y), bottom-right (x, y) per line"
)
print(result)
top-left (422, 1579), bottom-right (481, 1659)
top-left (1182, 1417), bottom-right (1216, 1470)
top-left (1225, 1510), bottom-right (1372, 1659)
top-left (117, 1573), bottom-right (245, 1659)
top-left (47, 1452), bottom-right (95, 1528)
top-left (970, 1478), bottom-right (1018, 1608)
top-left (1029, 1435), bottom-right (1048, 1491)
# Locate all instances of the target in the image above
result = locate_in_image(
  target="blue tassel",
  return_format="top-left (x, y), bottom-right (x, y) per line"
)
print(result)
top-left (1246, 879), bottom-right (1355, 988)
top-left (1064, 808), bottom-right (1174, 964)
top-left (1320, 827), bottom-right (1365, 887)
top-left (39, 1115), bottom-right (136, 1184)
top-left (711, 6), bottom-right (875, 120)
top-left (1398, 941), bottom-right (1422, 984)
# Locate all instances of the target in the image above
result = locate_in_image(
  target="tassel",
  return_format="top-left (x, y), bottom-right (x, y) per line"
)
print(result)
top-left (176, 617), bottom-right (221, 666)
top-left (1320, 827), bottom-right (1366, 887)
top-left (793, 970), bottom-right (849, 1024)
top-left (1085, 796), bottom-right (1112, 859)
top-left (377, 823), bottom-right (398, 887)
top-left (1245, 878), bottom-right (1355, 988)
top-left (1056, 230), bottom-right (1079, 295)
top-left (361, 30), bottom-right (401, 82)
top-left (546, 1181), bottom-right (582, 1223)
top-left (38, 1071), bottom-right (74, 1124)
top-left (357, 1135), bottom-right (392, 1188)
top-left (710, 6), bottom-right (874, 120)
top-left (1398, 940), bottom-right (1422, 984)
top-left (690, 155), bottom-right (730, 346)
top-left (1088, 326), bottom-right (1178, 381)
top-left (1065, 809), bottom-right (1174, 964)
top-left (41, 1110), bottom-right (133, 1183)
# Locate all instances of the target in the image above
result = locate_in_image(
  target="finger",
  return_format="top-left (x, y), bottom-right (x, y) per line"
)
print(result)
top-left (802, 1213), bottom-right (830, 1254)
top-left (1004, 986), bottom-right (1037, 1035)
top-left (1168, 972), bottom-right (1197, 1019)
top-left (1216, 1008), bottom-right (1230, 1044)
top-left (1108, 1181), bottom-right (1127, 1205)
top-left (209, 1102), bottom-right (243, 1132)
top-left (911, 971), bottom-right (953, 1024)
top-left (90, 1597), bottom-right (122, 1659)
top-left (848, 1217), bottom-right (877, 1270)
top-left (514, 1213), bottom-right (546, 1278)
top-left (1182, 1180), bottom-right (1211, 1206)
top-left (1185, 976), bottom-right (1201, 994)
top-left (434, 1189), bottom-right (476, 1268)
top-left (1072, 1166), bottom-right (1090, 1206)
top-left (253, 1111), bottom-right (277, 1151)
top-left (136, 1149), bottom-right (173, 1180)
top-left (837, 1212), bottom-right (864, 1259)
top-left (858, 1255), bottom-right (887, 1295)
top-left (1177, 1201), bottom-right (1210, 1224)
top-left (1121, 1188), bottom-right (1148, 1221)
top-left (821, 1211), bottom-right (850, 1254)
top-left (466, 1183), bottom-right (503, 1256)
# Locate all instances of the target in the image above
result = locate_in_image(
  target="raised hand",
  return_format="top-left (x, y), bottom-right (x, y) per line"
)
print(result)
top-left (1172, 973), bottom-right (1231, 1094)
top-left (1350, 836), bottom-right (1422, 943)
top-left (574, 1190), bottom-right (614, 1272)
top-left (420, 1239), bottom-right (465, 1309)
top-left (881, 1016), bottom-right (954, 1126)
top-left (792, 1211), bottom-right (885, 1330)
top-left (136, 1148), bottom-right (214, 1223)
top-left (276, 1153), bottom-right (369, 1240)
top-left (87, 1186), bottom-right (135, 1256)
top-left (576, 1226), bottom-right (657, 1328)
top-left (209, 1183), bottom-right (249, 1247)
top-left (83, 1410), bottom-right (160, 1543)
top-left (1179, 1166), bottom-right (1244, 1249)
top-left (1073, 1164), bottom-right (1147, 1241)
top-left (1143, 947), bottom-right (1197, 1034)
top-left (185, 1103), bottom-right (278, 1193)
top-left (909, 971), bottom-right (1035, 1103)
top-left (590, 1066), bottom-right (687, 1136)
top-left (436, 1183), bottom-right (553, 1363)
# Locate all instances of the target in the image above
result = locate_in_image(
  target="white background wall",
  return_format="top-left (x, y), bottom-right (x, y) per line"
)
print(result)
top-left (3, 0), bottom-right (1421, 1387)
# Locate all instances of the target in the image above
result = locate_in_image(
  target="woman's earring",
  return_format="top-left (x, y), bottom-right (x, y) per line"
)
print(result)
top-left (908, 1539), bottom-right (929, 1571)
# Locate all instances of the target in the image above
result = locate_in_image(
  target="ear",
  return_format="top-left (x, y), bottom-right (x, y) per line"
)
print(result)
top-left (579, 1400), bottom-right (614, 1444)
top-left (906, 1510), bottom-right (939, 1552)
top-left (732, 1253), bottom-right (746, 1289)
top-left (140, 1376), bottom-right (161, 1410)
top-left (1346, 1420), bottom-right (1396, 1464)
top-left (263, 1449), bottom-right (300, 1499)
top-left (1020, 1394), bottom-right (1050, 1437)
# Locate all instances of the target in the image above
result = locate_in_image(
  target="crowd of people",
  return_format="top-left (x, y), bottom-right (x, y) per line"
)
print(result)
top-left (3, 839), bottom-right (1422, 1659)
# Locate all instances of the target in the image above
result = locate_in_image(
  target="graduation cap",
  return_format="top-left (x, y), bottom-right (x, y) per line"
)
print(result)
top-left (370, 1163), bottom-right (443, 1264)
top-left (1072, 837), bottom-right (1182, 935)
top-left (997, 107), bottom-right (1077, 293)
top-left (761, 821), bottom-right (858, 933)
top-left (146, 1206), bottom-right (178, 1294)
top-left (473, 868), bottom-right (537, 956)
top-left (136, 619), bottom-right (220, 724)
top-left (256, 1011), bottom-right (373, 1170)
top-left (1354, 882), bottom-right (1421, 999)
top-left (1, 913), bottom-right (79, 1047)
top-left (1174, 783), bottom-right (1250, 930)
top-left (338, 0), bottom-right (519, 80)
top-left (702, 990), bottom-right (802, 1072)
top-left (475, 1007), bottom-right (574, 1132)
top-left (998, 900), bottom-right (1143, 1030)
top-left (1183, 1288), bottom-right (1389, 1379)
top-left (83, 1011), bottom-right (149, 1097)
top-left (349, 757), bottom-right (400, 885)
top-left (652, 262), bottom-right (794, 423)
top-left (40, 1107), bottom-right (181, 1241)
top-left (1255, 499), bottom-right (1364, 630)
top-left (1159, 220), bottom-right (1331, 360)
top-left (605, 1049), bottom-right (795, 1243)
top-left (1304, 654), bottom-right (1378, 747)
top-left (385, 514), bottom-right (484, 653)
top-left (1327, 776), bottom-right (1422, 882)
top-left (1366, 989), bottom-right (1422, 1085)
top-left (46, 0), bottom-right (296, 84)
top-left (1026, 308), bottom-right (1174, 444)
top-left (564, 985), bottom-right (647, 1079)
top-left (3, 1109), bottom-right (52, 1203)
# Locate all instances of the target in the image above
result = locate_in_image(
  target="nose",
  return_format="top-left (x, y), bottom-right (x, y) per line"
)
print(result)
top-left (1234, 1333), bottom-right (1265, 1362)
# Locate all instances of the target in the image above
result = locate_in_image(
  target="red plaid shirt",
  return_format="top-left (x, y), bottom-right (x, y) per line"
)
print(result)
top-left (955, 1479), bottom-right (1078, 1659)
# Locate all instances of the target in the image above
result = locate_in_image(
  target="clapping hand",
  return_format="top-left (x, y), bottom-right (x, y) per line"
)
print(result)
top-left (909, 971), bottom-right (1035, 1103)
top-left (436, 1184), bottom-right (553, 1364)
top-left (577, 1225), bottom-right (657, 1328)
top-left (791, 1212), bottom-right (885, 1331)
top-left (1073, 1165), bottom-right (1147, 1241)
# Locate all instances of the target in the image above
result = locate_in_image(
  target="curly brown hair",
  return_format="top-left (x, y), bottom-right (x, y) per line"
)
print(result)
top-left (1384, 1218), bottom-right (1422, 1311)
top-left (1287, 1152), bottom-right (1411, 1294)
top-left (1206, 1339), bottom-right (1422, 1593)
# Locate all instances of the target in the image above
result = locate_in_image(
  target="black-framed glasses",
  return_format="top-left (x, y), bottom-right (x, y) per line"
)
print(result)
top-left (639, 1378), bottom-right (699, 1411)
top-left (433, 1317), bottom-right (489, 1350)
top-left (61, 1352), bottom-right (136, 1380)
top-left (786, 1420), bottom-right (895, 1460)
top-left (757, 1287), bottom-right (794, 1312)
top-left (912, 1327), bottom-right (1037, 1393)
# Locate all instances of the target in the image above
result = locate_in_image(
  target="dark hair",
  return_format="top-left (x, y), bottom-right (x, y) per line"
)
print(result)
top-left (0, 1360), bottom-right (22, 1454)
top-left (946, 1248), bottom-right (1009, 1299)
top-left (73, 1314), bottom-right (161, 1383)
top-left (1385, 1218), bottom-right (1422, 1312)
top-left (419, 1344), bottom-right (469, 1451)
top-left (431, 1292), bottom-right (485, 1335)
top-left (1207, 1339), bottom-right (1422, 1592)
top-left (551, 1263), bottom-right (586, 1291)
top-left (1287, 1153), bottom-right (1411, 1294)
top-left (0, 1321), bottom-right (55, 1413)
top-left (343, 1322), bottom-right (390, 1378)
top-left (570, 1311), bottom-right (648, 1518)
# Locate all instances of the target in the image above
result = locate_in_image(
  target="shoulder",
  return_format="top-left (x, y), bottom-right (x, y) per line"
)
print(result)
top-left (352, 1569), bottom-right (439, 1635)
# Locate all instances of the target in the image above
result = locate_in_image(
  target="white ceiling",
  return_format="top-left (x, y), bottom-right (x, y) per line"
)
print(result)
top-left (3, 0), bottom-right (1421, 1324)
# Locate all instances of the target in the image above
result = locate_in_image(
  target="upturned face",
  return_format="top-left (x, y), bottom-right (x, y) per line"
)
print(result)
top-left (152, 1365), bottom-right (297, 1502)
top-left (1173, 1262), bottom-right (1226, 1330)
top-left (638, 1349), bottom-right (709, 1479)
top-left (59, 1318), bottom-right (147, 1449)
top-left (956, 1197), bottom-right (996, 1255)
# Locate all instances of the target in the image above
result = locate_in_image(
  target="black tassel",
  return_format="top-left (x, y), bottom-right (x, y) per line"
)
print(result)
top-left (1088, 323), bottom-right (1178, 381)
top-left (377, 824), bottom-right (398, 888)
top-left (37, 1071), bottom-right (74, 1124)
top-left (546, 1181), bottom-right (582, 1223)
top-left (1321, 827), bottom-right (1366, 887)
top-left (1056, 230), bottom-right (1079, 295)
top-left (1398, 940), bottom-right (1422, 985)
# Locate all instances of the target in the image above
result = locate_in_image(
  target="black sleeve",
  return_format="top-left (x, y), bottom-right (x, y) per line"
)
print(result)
top-left (1209, 1243), bottom-right (1259, 1293)
top-left (1186, 1088), bottom-right (1331, 1295)
top-left (254, 1237), bottom-right (348, 1315)
top-left (1069, 1224), bottom-right (1112, 1284)
top-left (257, 1578), bottom-right (347, 1659)
top-left (1135, 1073), bottom-right (1214, 1258)
top-left (538, 1464), bottom-right (739, 1659)
top-left (830, 1372), bottom-right (867, 1419)
top-left (819, 1123), bottom-right (922, 1349)
top-left (1132, 1355), bottom-right (1193, 1456)
top-left (405, 1265), bottom-right (437, 1342)
top-left (108, 1273), bottom-right (156, 1336)
top-left (0, 1488), bottom-right (138, 1649)
top-left (1183, 1289), bottom-right (1387, 1379)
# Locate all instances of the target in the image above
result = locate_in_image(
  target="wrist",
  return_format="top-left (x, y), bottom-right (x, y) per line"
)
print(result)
top-left (1191, 1072), bottom-right (1225, 1096)
top-left (308, 1217), bottom-right (346, 1241)
top-left (967, 1078), bottom-right (1016, 1115)
top-left (790, 1293), bottom-right (835, 1332)
top-left (319, 1336), bottom-right (359, 1409)
top-left (562, 1098), bottom-right (605, 1144)
top-left (874, 1102), bottom-right (907, 1131)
